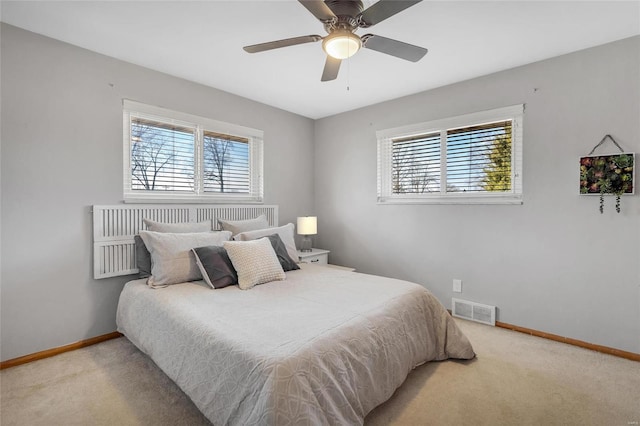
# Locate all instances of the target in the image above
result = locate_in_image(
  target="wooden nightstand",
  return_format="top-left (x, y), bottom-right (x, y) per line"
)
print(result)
top-left (297, 248), bottom-right (330, 265)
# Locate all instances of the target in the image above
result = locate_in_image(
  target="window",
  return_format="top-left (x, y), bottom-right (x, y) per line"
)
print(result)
top-left (123, 100), bottom-right (263, 202)
top-left (377, 105), bottom-right (523, 204)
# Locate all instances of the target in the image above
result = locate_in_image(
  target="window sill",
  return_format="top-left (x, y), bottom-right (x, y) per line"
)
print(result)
top-left (377, 195), bottom-right (523, 205)
top-left (123, 195), bottom-right (263, 204)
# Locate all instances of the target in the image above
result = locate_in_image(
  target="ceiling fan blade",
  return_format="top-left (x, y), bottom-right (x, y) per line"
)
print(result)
top-left (243, 35), bottom-right (322, 53)
top-left (362, 34), bottom-right (427, 62)
top-left (321, 56), bottom-right (341, 81)
top-left (298, 0), bottom-right (337, 22)
top-left (358, 0), bottom-right (422, 27)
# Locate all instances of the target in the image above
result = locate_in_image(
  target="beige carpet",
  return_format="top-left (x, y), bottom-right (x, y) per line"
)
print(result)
top-left (1, 319), bottom-right (638, 426)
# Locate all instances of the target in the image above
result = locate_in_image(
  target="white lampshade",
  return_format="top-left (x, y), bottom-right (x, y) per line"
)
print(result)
top-left (322, 31), bottom-right (361, 60)
top-left (297, 216), bottom-right (317, 235)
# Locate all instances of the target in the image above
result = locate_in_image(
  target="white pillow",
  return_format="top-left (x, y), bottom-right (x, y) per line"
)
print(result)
top-left (235, 223), bottom-right (298, 263)
top-left (218, 215), bottom-right (269, 236)
top-left (139, 230), bottom-right (232, 288)
top-left (143, 219), bottom-right (212, 233)
top-left (223, 238), bottom-right (286, 290)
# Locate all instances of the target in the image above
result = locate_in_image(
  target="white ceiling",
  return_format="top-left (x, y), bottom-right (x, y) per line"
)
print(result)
top-left (2, 1), bottom-right (639, 119)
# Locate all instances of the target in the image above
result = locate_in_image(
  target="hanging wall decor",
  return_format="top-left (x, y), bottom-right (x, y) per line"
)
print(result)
top-left (579, 135), bottom-right (634, 214)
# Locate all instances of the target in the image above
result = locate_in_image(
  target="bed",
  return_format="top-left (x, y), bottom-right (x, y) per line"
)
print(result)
top-left (116, 263), bottom-right (475, 425)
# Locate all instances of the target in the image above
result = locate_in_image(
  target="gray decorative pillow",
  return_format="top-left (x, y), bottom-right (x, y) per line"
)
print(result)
top-left (139, 230), bottom-right (232, 288)
top-left (134, 235), bottom-right (152, 278)
top-left (235, 223), bottom-right (298, 264)
top-left (266, 234), bottom-right (300, 272)
top-left (218, 215), bottom-right (269, 236)
top-left (223, 238), bottom-right (286, 290)
top-left (192, 246), bottom-right (238, 289)
top-left (143, 219), bottom-right (212, 233)
top-left (134, 219), bottom-right (212, 278)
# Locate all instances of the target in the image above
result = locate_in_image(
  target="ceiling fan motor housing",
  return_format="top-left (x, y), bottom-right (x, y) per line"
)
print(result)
top-left (323, 0), bottom-right (364, 32)
top-left (324, 0), bottom-right (364, 16)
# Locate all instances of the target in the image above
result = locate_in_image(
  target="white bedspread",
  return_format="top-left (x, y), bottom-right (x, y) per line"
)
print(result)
top-left (116, 264), bottom-right (475, 425)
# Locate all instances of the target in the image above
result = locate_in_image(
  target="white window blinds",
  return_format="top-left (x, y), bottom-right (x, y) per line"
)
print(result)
top-left (446, 120), bottom-right (512, 193)
top-left (203, 132), bottom-right (250, 194)
top-left (130, 118), bottom-right (195, 192)
top-left (123, 100), bottom-right (264, 203)
top-left (392, 132), bottom-right (441, 194)
top-left (377, 104), bottom-right (523, 204)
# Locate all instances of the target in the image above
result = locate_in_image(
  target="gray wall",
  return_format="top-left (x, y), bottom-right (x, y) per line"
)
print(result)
top-left (314, 36), bottom-right (640, 353)
top-left (0, 24), bottom-right (315, 361)
top-left (2, 23), bottom-right (639, 361)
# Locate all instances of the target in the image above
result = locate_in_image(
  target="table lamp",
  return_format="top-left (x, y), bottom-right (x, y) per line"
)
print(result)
top-left (296, 216), bottom-right (317, 252)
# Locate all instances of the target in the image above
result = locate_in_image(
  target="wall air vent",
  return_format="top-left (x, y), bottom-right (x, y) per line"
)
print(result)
top-left (452, 298), bottom-right (496, 326)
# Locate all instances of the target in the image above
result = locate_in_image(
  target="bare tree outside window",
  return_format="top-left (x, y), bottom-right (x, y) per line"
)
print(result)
top-left (130, 119), bottom-right (194, 192)
top-left (392, 134), bottom-right (440, 194)
top-left (131, 122), bottom-right (175, 190)
top-left (204, 136), bottom-right (232, 193)
top-left (203, 132), bottom-right (250, 194)
top-left (392, 149), bottom-right (438, 193)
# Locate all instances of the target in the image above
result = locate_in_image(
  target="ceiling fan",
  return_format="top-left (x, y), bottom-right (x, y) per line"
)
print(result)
top-left (243, 0), bottom-right (428, 82)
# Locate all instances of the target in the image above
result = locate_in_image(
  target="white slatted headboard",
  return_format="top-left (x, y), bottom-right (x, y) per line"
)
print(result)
top-left (93, 204), bottom-right (278, 279)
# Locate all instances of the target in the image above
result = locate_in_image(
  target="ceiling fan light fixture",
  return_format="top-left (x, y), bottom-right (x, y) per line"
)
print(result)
top-left (322, 31), bottom-right (362, 59)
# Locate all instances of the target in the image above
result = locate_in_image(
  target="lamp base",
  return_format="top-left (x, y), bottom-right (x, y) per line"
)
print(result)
top-left (300, 235), bottom-right (313, 252)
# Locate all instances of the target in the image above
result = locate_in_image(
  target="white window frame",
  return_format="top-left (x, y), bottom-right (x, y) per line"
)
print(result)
top-left (377, 104), bottom-right (524, 205)
top-left (123, 100), bottom-right (264, 203)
